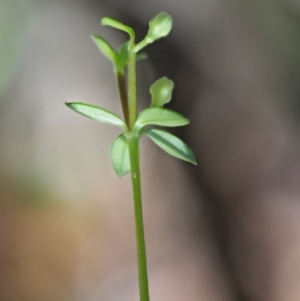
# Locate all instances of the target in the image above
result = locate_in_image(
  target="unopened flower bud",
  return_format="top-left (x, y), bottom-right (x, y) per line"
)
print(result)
top-left (147, 12), bottom-right (172, 43)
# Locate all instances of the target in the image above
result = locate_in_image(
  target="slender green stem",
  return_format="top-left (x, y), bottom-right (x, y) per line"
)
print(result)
top-left (134, 36), bottom-right (151, 53)
top-left (127, 41), bottom-right (150, 301)
top-left (128, 46), bottom-right (137, 130)
top-left (117, 72), bottom-right (129, 127)
top-left (128, 134), bottom-right (150, 301)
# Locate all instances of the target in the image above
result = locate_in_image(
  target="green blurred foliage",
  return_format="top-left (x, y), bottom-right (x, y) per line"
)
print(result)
top-left (0, 0), bottom-right (35, 98)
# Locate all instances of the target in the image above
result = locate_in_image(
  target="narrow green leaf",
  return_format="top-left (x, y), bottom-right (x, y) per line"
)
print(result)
top-left (91, 35), bottom-right (116, 62)
top-left (110, 133), bottom-right (131, 177)
top-left (117, 41), bottom-right (129, 68)
top-left (134, 107), bottom-right (189, 133)
top-left (136, 52), bottom-right (147, 61)
top-left (144, 129), bottom-right (197, 165)
top-left (150, 77), bottom-right (174, 107)
top-left (101, 17), bottom-right (135, 41)
top-left (65, 102), bottom-right (126, 130)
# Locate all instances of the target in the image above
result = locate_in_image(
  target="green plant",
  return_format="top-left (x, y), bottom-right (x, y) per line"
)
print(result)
top-left (66, 12), bottom-right (196, 301)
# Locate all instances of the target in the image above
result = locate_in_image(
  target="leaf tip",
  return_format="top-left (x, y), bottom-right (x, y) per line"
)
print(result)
top-left (188, 152), bottom-right (197, 165)
top-left (101, 16), bottom-right (110, 26)
top-left (90, 34), bottom-right (98, 43)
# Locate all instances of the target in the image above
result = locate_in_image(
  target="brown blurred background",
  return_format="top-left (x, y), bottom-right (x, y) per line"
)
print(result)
top-left (1, 0), bottom-right (300, 300)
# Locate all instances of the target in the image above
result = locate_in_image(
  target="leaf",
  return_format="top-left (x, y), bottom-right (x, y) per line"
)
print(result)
top-left (101, 17), bottom-right (135, 41)
top-left (65, 102), bottom-right (126, 130)
top-left (134, 107), bottom-right (189, 133)
top-left (110, 133), bottom-right (131, 177)
top-left (91, 35), bottom-right (116, 62)
top-left (117, 41), bottom-right (129, 69)
top-left (144, 129), bottom-right (197, 165)
top-left (136, 52), bottom-right (147, 61)
top-left (150, 77), bottom-right (174, 107)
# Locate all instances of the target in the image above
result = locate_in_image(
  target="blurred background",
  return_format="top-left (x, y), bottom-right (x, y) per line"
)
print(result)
top-left (1, 0), bottom-right (300, 300)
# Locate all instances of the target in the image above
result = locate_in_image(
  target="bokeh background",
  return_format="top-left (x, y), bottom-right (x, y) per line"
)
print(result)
top-left (1, 0), bottom-right (300, 300)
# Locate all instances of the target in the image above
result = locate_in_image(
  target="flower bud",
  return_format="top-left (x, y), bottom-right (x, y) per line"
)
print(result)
top-left (147, 12), bottom-right (172, 43)
top-left (150, 77), bottom-right (174, 107)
